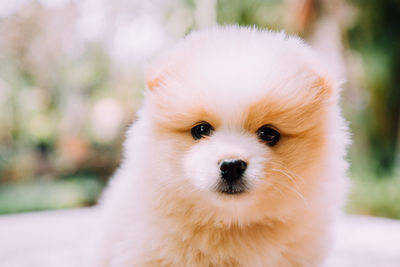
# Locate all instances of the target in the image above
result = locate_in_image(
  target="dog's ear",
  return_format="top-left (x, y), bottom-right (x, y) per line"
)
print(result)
top-left (146, 75), bottom-right (164, 91)
top-left (144, 50), bottom-right (181, 92)
top-left (145, 62), bottom-right (177, 92)
top-left (310, 55), bottom-right (345, 103)
top-left (286, 73), bottom-right (339, 110)
top-left (145, 60), bottom-right (167, 91)
top-left (144, 53), bottom-right (169, 91)
top-left (307, 68), bottom-right (344, 105)
top-left (312, 76), bottom-right (333, 100)
top-left (144, 44), bottom-right (187, 92)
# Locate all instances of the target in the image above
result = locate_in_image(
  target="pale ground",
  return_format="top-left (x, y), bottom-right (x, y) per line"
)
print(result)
top-left (0, 208), bottom-right (399, 267)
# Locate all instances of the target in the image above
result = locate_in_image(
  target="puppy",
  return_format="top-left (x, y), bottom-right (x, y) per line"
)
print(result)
top-left (90, 26), bottom-right (349, 267)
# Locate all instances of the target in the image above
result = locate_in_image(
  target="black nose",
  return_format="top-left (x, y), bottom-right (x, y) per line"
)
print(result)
top-left (219, 159), bottom-right (247, 184)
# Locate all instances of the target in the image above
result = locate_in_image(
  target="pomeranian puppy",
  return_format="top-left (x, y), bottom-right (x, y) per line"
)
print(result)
top-left (90, 26), bottom-right (349, 267)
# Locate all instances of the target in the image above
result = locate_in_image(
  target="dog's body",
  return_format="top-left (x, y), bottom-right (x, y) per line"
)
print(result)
top-left (91, 26), bottom-right (349, 267)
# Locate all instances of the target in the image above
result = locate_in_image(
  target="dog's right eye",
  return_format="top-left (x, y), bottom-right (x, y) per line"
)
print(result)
top-left (191, 122), bottom-right (213, 140)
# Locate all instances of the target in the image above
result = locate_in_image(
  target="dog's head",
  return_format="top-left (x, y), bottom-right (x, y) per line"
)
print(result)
top-left (135, 27), bottom-right (346, 223)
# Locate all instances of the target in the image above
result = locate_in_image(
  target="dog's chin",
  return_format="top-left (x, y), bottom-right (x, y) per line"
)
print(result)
top-left (214, 180), bottom-right (249, 196)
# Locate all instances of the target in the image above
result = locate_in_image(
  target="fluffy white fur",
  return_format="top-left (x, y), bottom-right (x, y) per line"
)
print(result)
top-left (89, 26), bottom-right (349, 267)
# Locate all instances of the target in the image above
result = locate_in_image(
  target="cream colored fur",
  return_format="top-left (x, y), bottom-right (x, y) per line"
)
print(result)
top-left (89, 26), bottom-right (349, 267)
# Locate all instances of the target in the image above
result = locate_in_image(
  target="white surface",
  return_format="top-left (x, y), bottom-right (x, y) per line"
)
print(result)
top-left (0, 208), bottom-right (399, 266)
top-left (324, 214), bottom-right (400, 267)
top-left (0, 209), bottom-right (94, 267)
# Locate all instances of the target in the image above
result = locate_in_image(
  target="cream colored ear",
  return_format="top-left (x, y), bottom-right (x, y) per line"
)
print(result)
top-left (146, 75), bottom-right (164, 91)
top-left (144, 62), bottom-right (173, 91)
top-left (145, 66), bottom-right (180, 91)
top-left (313, 76), bottom-right (333, 98)
top-left (144, 49), bottom-right (178, 92)
top-left (144, 43), bottom-right (186, 91)
top-left (144, 56), bottom-right (165, 91)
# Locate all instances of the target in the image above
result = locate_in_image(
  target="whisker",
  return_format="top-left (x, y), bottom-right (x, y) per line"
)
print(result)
top-left (266, 183), bottom-right (286, 199)
top-left (273, 181), bottom-right (311, 211)
top-left (271, 168), bottom-right (300, 190)
top-left (268, 160), bottom-right (306, 184)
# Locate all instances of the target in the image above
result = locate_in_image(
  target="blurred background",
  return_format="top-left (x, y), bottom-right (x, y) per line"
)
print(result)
top-left (0, 0), bottom-right (399, 219)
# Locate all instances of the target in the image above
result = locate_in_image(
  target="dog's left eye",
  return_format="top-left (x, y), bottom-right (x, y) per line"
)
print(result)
top-left (191, 122), bottom-right (213, 140)
top-left (257, 125), bottom-right (280, 146)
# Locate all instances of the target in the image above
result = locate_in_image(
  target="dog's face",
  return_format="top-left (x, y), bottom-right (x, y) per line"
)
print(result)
top-left (139, 28), bottom-right (340, 217)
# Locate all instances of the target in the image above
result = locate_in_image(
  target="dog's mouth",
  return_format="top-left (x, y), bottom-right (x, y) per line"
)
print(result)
top-left (215, 180), bottom-right (247, 195)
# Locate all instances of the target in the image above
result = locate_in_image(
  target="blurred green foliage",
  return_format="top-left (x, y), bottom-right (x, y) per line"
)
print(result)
top-left (348, 0), bottom-right (400, 175)
top-left (343, 0), bottom-right (400, 218)
top-left (0, 0), bottom-right (399, 218)
top-left (0, 175), bottom-right (103, 214)
top-left (217, 0), bottom-right (283, 29)
top-left (348, 174), bottom-right (400, 220)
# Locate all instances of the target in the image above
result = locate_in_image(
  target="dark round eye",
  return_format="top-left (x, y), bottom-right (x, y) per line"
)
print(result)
top-left (191, 122), bottom-right (214, 140)
top-left (257, 125), bottom-right (280, 146)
